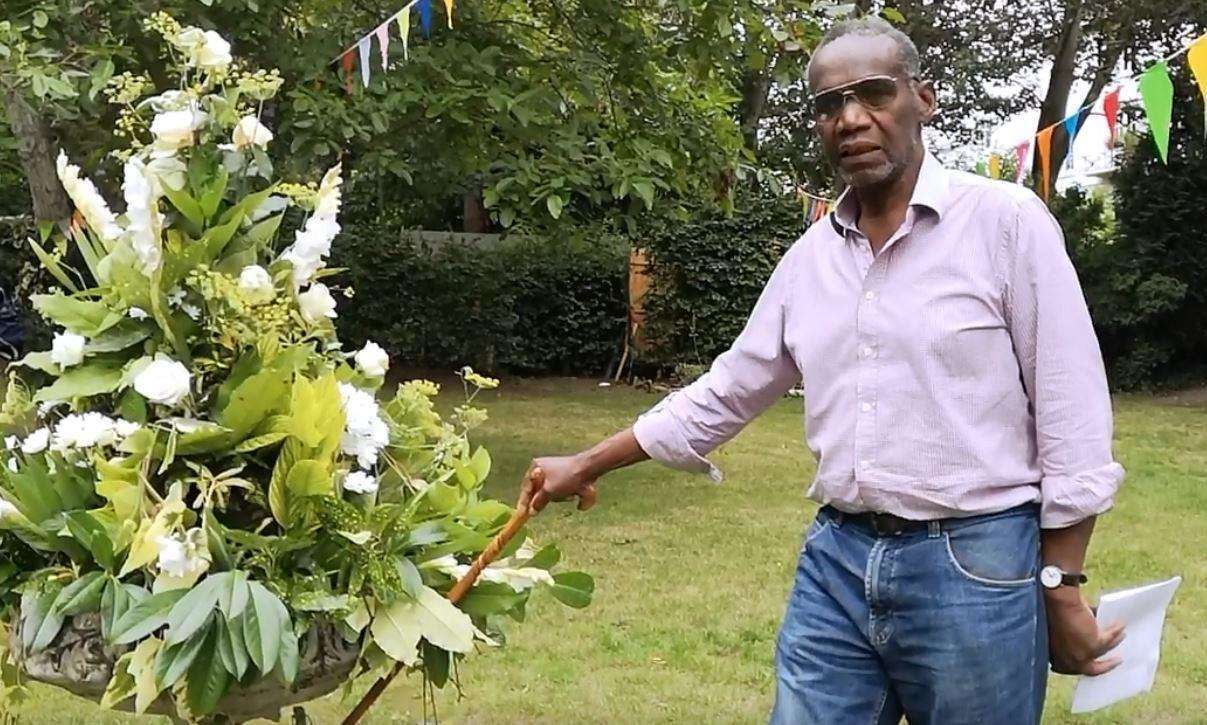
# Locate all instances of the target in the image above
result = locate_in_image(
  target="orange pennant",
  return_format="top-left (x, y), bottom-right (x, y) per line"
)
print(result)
top-left (340, 51), bottom-right (356, 93)
top-left (1036, 126), bottom-right (1054, 202)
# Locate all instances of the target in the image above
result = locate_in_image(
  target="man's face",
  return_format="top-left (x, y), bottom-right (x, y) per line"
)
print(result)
top-left (807, 34), bottom-right (935, 190)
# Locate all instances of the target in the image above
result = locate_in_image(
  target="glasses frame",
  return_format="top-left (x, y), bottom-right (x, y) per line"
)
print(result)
top-left (810, 74), bottom-right (919, 123)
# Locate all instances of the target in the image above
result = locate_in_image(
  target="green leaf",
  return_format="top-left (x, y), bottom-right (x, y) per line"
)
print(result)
top-left (224, 611), bottom-right (251, 678)
top-left (216, 570), bottom-right (250, 619)
top-left (204, 511), bottom-right (233, 572)
top-left (197, 165), bottom-right (229, 220)
top-left (373, 586), bottom-right (474, 664)
top-left (101, 579), bottom-right (135, 641)
top-left (161, 184), bottom-right (205, 229)
top-left (458, 582), bottom-right (525, 617)
top-left (242, 582), bottom-right (283, 674)
top-left (31, 596), bottom-right (66, 651)
top-left (110, 589), bottom-right (188, 645)
top-left (287, 459), bottom-right (330, 498)
top-left (422, 641), bottom-right (450, 689)
top-left (881, 7), bottom-right (906, 24)
top-left (155, 627), bottom-right (209, 689)
top-left (52, 570), bottom-right (107, 617)
top-left (233, 431), bottom-right (286, 452)
top-left (185, 626), bottom-right (231, 716)
top-left (64, 511), bottom-right (116, 570)
top-left (88, 58), bottom-right (115, 101)
top-left (15, 350), bottom-right (59, 374)
top-left (549, 571), bottom-right (594, 608)
top-left (34, 359), bottom-right (125, 402)
top-left (278, 621), bottom-right (299, 684)
top-left (632, 181), bottom-right (655, 210)
top-left (165, 576), bottom-right (222, 645)
top-left (518, 543), bottom-right (560, 570)
top-left (267, 439), bottom-right (300, 527)
top-left (469, 446), bottom-right (491, 484)
top-left (32, 10), bottom-right (48, 27)
top-left (546, 195), bottom-right (564, 219)
top-left (85, 323), bottom-right (151, 353)
top-left (31, 294), bottom-right (121, 335)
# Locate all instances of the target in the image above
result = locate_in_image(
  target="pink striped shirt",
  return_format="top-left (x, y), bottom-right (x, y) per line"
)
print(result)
top-left (633, 152), bottom-right (1124, 529)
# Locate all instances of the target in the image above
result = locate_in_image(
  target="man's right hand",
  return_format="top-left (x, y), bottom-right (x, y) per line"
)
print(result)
top-left (521, 456), bottom-right (599, 515)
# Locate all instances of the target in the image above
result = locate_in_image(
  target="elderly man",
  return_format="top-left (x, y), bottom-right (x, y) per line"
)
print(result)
top-left (522, 17), bottom-right (1125, 724)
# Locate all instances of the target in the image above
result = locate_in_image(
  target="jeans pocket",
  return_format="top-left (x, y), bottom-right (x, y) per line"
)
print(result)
top-left (800, 516), bottom-right (832, 554)
top-left (943, 514), bottom-right (1038, 588)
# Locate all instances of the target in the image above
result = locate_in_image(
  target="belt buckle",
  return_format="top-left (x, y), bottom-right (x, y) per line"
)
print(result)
top-left (870, 513), bottom-right (901, 536)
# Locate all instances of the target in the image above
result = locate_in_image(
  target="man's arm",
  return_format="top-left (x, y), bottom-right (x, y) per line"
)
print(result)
top-left (523, 428), bottom-right (649, 514)
top-left (1005, 195), bottom-right (1127, 676)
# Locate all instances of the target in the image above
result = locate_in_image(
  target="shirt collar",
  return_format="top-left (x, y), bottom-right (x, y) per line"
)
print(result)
top-left (829, 150), bottom-right (950, 236)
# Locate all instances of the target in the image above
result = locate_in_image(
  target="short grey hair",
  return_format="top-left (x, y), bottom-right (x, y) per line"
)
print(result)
top-left (806, 16), bottom-right (921, 89)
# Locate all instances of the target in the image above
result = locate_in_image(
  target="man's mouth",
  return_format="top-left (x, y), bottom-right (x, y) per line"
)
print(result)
top-left (839, 142), bottom-right (882, 161)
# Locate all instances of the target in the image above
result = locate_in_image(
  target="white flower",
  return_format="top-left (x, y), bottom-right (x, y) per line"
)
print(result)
top-left (181, 303), bottom-right (201, 320)
top-left (150, 108), bottom-right (208, 152)
top-left (128, 307), bottom-right (149, 320)
top-left (36, 400), bottom-right (63, 418)
top-left (297, 283), bottom-right (337, 324)
top-left (279, 163), bottom-right (342, 286)
top-left (3, 436), bottom-right (16, 451)
top-left (228, 116), bottom-right (273, 150)
top-left (430, 556), bottom-right (554, 593)
top-left (155, 529), bottom-right (209, 578)
top-left (122, 158), bottom-right (163, 276)
top-left (115, 419), bottom-right (141, 438)
top-left (20, 428), bottom-right (50, 454)
top-left (0, 498), bottom-right (18, 521)
top-left (50, 331), bottom-right (87, 369)
top-left (344, 471), bottom-right (379, 495)
top-left (313, 163), bottom-right (343, 218)
top-left (167, 287), bottom-right (187, 306)
top-left (56, 152), bottom-right (122, 242)
top-left (339, 383), bottom-right (390, 469)
top-left (355, 341), bottom-right (390, 377)
top-left (133, 354), bottom-right (191, 406)
top-left (238, 265), bottom-right (275, 304)
top-left (173, 28), bottom-right (232, 71)
top-left (5, 460), bottom-right (15, 474)
top-left (51, 413), bottom-right (121, 451)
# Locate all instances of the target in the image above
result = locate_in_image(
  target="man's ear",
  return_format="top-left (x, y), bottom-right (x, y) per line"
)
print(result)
top-left (915, 80), bottom-right (937, 124)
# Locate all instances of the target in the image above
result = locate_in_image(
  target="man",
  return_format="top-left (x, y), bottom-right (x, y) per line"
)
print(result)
top-left (521, 17), bottom-right (1126, 724)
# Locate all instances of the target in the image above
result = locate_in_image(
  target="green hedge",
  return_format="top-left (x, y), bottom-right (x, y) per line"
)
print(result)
top-left (331, 222), bottom-right (628, 376)
top-left (639, 184), bottom-right (804, 366)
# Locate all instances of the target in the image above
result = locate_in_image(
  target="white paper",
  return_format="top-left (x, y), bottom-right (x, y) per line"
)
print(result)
top-left (1070, 576), bottom-right (1182, 713)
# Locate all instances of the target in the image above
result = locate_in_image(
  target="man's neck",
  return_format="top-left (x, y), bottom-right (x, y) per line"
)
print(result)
top-left (854, 151), bottom-right (925, 254)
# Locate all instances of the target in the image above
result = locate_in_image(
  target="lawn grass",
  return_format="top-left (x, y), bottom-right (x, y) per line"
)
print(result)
top-left (13, 379), bottom-right (1206, 723)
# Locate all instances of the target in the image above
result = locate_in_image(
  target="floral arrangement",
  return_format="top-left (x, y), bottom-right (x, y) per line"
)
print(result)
top-left (0, 14), bottom-right (590, 721)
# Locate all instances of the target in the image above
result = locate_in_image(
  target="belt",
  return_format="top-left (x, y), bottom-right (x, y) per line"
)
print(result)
top-left (832, 509), bottom-right (932, 537)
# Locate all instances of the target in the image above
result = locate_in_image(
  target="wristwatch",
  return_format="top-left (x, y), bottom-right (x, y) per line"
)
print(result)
top-left (1040, 565), bottom-right (1088, 590)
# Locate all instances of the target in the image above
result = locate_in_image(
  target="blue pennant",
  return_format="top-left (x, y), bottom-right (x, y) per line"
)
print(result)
top-left (1064, 108), bottom-right (1089, 149)
top-left (418, 0), bottom-right (433, 37)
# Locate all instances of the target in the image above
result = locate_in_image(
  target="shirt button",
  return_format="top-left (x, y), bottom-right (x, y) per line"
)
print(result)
top-left (861, 346), bottom-right (876, 358)
top-left (861, 402), bottom-right (874, 412)
top-left (864, 291), bottom-right (876, 301)
top-left (859, 459), bottom-right (872, 470)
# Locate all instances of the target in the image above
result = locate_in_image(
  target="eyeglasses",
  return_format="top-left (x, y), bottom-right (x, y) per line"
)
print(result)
top-left (810, 75), bottom-right (905, 121)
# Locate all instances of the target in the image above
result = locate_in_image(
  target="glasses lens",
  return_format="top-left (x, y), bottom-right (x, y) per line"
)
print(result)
top-left (812, 91), bottom-right (845, 119)
top-left (853, 77), bottom-right (899, 109)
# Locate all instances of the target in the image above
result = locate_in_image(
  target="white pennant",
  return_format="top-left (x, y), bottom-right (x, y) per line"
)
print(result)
top-left (376, 23), bottom-right (391, 72)
top-left (358, 35), bottom-right (372, 87)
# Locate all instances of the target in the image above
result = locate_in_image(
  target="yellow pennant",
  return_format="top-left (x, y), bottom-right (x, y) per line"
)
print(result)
top-left (444, 0), bottom-right (455, 28)
top-left (396, 7), bottom-right (411, 60)
top-left (1189, 36), bottom-right (1207, 103)
top-left (988, 153), bottom-right (1001, 180)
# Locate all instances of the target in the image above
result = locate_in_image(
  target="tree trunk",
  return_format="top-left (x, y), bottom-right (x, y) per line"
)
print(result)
top-left (738, 69), bottom-right (773, 152)
top-left (3, 86), bottom-right (71, 224)
top-left (1032, 0), bottom-right (1084, 197)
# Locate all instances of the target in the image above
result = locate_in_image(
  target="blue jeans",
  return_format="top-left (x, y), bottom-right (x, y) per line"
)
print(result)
top-left (771, 504), bottom-right (1048, 724)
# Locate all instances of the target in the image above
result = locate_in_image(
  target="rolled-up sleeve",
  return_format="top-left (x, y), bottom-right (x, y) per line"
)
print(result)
top-left (632, 252), bottom-right (802, 482)
top-left (1005, 196), bottom-right (1125, 529)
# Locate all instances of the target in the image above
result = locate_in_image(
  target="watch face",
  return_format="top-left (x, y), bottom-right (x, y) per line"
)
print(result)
top-left (1040, 566), bottom-right (1062, 589)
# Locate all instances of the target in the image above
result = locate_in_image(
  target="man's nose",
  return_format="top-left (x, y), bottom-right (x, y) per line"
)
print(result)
top-left (834, 95), bottom-right (872, 133)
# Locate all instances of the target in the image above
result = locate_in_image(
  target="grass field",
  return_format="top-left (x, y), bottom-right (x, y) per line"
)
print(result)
top-left (13, 378), bottom-right (1207, 724)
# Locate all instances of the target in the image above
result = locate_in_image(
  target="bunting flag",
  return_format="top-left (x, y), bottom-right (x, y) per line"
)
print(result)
top-left (1103, 87), bottom-right (1121, 149)
top-left (397, 9), bottom-right (411, 61)
top-left (1036, 125), bottom-right (1054, 201)
top-left (1190, 37), bottom-right (1207, 133)
top-left (376, 23), bottom-right (391, 72)
top-left (357, 36), bottom-right (372, 87)
top-left (1138, 61), bottom-right (1174, 163)
top-left (340, 51), bottom-right (356, 93)
top-left (444, 0), bottom-right (455, 29)
top-left (975, 159), bottom-right (987, 176)
top-left (988, 153), bottom-right (1001, 180)
top-left (1013, 140), bottom-right (1031, 183)
top-left (419, 0), bottom-right (433, 37)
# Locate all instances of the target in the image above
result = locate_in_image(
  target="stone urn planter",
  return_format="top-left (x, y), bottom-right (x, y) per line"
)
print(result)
top-left (10, 612), bottom-right (359, 723)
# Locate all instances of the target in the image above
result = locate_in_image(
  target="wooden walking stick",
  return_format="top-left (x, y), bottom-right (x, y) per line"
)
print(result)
top-left (341, 469), bottom-right (541, 725)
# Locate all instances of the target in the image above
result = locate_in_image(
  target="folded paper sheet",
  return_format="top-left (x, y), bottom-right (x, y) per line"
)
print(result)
top-left (1071, 576), bottom-right (1182, 713)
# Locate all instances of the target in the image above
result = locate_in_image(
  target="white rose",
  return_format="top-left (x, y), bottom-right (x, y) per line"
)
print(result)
top-left (56, 152), bottom-right (122, 242)
top-left (230, 116), bottom-right (273, 150)
top-left (150, 109), bottom-right (208, 151)
top-left (114, 420), bottom-right (141, 438)
top-left (4, 436), bottom-right (18, 451)
top-left (344, 471), bottom-right (379, 495)
top-left (155, 530), bottom-right (209, 578)
top-left (50, 331), bottom-right (87, 368)
top-left (297, 283), bottom-right (337, 324)
top-left (133, 355), bottom-right (192, 406)
top-left (20, 428), bottom-right (49, 454)
top-left (195, 31), bottom-right (232, 70)
top-left (355, 341), bottom-right (390, 377)
top-left (0, 498), bottom-right (18, 521)
top-left (238, 265), bottom-right (275, 304)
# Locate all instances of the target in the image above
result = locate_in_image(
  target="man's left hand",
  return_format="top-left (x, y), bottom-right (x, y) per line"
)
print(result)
top-left (1045, 590), bottom-right (1126, 675)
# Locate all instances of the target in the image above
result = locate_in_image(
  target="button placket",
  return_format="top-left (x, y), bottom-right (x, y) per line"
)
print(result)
top-left (853, 237), bottom-right (892, 481)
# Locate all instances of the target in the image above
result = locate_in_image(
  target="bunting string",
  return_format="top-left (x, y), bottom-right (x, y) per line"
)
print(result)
top-left (327, 0), bottom-right (457, 90)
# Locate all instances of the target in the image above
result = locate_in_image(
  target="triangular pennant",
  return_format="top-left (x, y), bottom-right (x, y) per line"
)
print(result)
top-left (396, 8), bottom-right (411, 61)
top-left (1064, 112), bottom-right (1080, 150)
top-left (444, 0), bottom-right (455, 29)
top-left (376, 23), bottom-right (391, 72)
top-left (975, 159), bottom-right (987, 177)
top-left (1014, 139), bottom-right (1031, 183)
top-left (1138, 61), bottom-right (1174, 163)
top-left (357, 35), bottom-right (372, 87)
top-left (418, 0), bottom-right (433, 37)
top-left (1103, 88), bottom-right (1121, 149)
top-left (988, 153), bottom-right (1001, 180)
top-left (1190, 36), bottom-right (1207, 102)
top-left (1036, 125), bottom-right (1054, 201)
top-left (340, 50), bottom-right (356, 93)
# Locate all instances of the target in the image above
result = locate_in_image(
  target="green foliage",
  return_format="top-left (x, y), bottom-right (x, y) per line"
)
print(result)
top-left (1059, 67), bottom-right (1207, 390)
top-left (640, 183), bottom-right (803, 365)
top-left (333, 223), bottom-right (628, 376)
